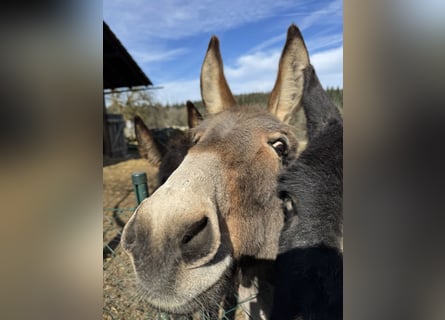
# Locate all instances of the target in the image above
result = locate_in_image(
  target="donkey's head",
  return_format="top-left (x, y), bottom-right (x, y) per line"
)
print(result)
top-left (122, 25), bottom-right (310, 316)
top-left (134, 101), bottom-right (203, 187)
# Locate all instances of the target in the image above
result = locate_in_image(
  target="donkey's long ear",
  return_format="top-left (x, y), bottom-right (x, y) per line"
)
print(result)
top-left (134, 116), bottom-right (162, 166)
top-left (268, 24), bottom-right (310, 124)
top-left (186, 100), bottom-right (203, 128)
top-left (200, 36), bottom-right (237, 114)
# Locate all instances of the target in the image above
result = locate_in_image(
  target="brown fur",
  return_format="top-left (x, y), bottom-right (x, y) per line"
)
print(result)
top-left (122, 24), bottom-right (312, 319)
top-left (187, 100), bottom-right (203, 128)
top-left (200, 36), bottom-right (237, 114)
top-left (190, 107), bottom-right (298, 260)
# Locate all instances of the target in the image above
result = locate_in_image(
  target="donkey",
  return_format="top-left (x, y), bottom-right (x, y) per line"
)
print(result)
top-left (270, 64), bottom-right (343, 318)
top-left (134, 101), bottom-right (203, 187)
top-left (122, 25), bottom-right (316, 319)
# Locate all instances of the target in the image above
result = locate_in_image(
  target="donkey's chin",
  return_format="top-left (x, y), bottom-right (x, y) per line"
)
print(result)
top-left (135, 255), bottom-right (234, 315)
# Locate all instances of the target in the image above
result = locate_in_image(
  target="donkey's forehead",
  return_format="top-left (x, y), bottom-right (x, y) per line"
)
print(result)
top-left (196, 106), bottom-right (292, 138)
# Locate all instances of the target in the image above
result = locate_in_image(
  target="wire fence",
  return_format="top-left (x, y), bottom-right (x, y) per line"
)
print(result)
top-left (103, 171), bottom-right (148, 320)
top-left (104, 172), bottom-right (148, 260)
top-left (103, 206), bottom-right (134, 260)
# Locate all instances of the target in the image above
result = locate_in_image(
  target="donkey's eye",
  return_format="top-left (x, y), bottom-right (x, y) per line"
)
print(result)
top-left (270, 139), bottom-right (288, 157)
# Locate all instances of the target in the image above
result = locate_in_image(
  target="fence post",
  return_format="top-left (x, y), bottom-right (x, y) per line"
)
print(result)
top-left (131, 172), bottom-right (149, 205)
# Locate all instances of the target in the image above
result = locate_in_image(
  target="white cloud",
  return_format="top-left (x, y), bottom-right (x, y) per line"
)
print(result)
top-left (311, 46), bottom-right (343, 88)
top-left (249, 34), bottom-right (285, 53)
top-left (225, 51), bottom-right (281, 94)
top-left (132, 47), bottom-right (189, 63)
top-left (226, 45), bottom-right (343, 94)
top-left (104, 0), bottom-right (343, 104)
top-left (306, 33), bottom-right (343, 53)
top-left (298, 0), bottom-right (342, 30)
top-left (153, 78), bottom-right (201, 105)
top-left (104, 1), bottom-right (343, 104)
top-left (104, 0), bottom-right (310, 40)
top-left (154, 45), bottom-right (342, 104)
top-left (155, 50), bottom-right (282, 104)
top-left (248, 30), bottom-right (342, 58)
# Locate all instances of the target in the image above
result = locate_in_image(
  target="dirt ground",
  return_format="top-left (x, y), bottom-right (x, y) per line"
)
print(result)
top-left (103, 150), bottom-right (161, 320)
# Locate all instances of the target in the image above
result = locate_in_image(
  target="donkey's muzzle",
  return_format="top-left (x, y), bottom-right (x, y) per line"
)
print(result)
top-left (121, 203), bottom-right (220, 270)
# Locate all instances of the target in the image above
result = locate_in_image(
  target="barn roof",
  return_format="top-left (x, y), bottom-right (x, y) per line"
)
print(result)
top-left (103, 21), bottom-right (153, 90)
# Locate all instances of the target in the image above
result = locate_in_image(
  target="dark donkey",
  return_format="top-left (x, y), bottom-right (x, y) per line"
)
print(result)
top-left (122, 25), bottom-right (316, 319)
top-left (271, 56), bottom-right (343, 318)
top-left (134, 101), bottom-right (203, 187)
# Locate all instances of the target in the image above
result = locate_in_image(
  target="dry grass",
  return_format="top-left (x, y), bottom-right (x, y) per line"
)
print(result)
top-left (103, 157), bottom-right (160, 320)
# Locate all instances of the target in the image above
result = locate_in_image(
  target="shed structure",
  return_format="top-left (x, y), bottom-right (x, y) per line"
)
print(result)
top-left (103, 21), bottom-right (153, 157)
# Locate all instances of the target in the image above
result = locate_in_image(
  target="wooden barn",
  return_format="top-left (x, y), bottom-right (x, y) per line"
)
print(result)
top-left (103, 21), bottom-right (153, 157)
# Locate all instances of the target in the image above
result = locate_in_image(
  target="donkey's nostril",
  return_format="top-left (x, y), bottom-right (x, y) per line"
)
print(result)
top-left (182, 216), bottom-right (208, 244)
top-left (180, 216), bottom-right (214, 264)
top-left (182, 233), bottom-right (192, 245)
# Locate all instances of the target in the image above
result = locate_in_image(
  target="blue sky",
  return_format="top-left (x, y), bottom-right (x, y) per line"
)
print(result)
top-left (104, 0), bottom-right (342, 105)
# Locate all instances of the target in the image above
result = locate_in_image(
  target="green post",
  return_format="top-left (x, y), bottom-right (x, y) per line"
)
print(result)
top-left (132, 172), bottom-right (149, 205)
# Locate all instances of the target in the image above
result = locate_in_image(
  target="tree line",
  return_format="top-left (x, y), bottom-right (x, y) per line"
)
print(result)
top-left (106, 88), bottom-right (342, 140)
